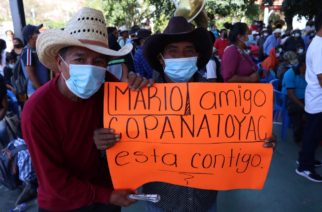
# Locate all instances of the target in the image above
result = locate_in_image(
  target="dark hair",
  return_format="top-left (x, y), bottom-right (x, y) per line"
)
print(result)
top-left (107, 27), bottom-right (117, 34)
top-left (13, 37), bottom-right (23, 45)
top-left (0, 39), bottom-right (6, 66)
top-left (315, 11), bottom-right (322, 31)
top-left (228, 22), bottom-right (249, 43)
top-left (293, 57), bottom-right (306, 75)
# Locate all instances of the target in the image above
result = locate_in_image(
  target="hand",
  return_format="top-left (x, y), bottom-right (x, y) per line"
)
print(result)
top-left (93, 128), bottom-right (120, 150)
top-left (263, 134), bottom-right (277, 151)
top-left (109, 189), bottom-right (137, 207)
top-left (127, 72), bottom-right (154, 90)
top-left (249, 71), bottom-right (259, 82)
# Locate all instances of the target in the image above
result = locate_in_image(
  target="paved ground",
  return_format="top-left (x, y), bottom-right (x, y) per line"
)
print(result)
top-left (1, 125), bottom-right (322, 212)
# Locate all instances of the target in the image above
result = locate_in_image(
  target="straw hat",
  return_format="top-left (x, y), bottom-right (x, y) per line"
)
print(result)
top-left (36, 7), bottom-right (132, 70)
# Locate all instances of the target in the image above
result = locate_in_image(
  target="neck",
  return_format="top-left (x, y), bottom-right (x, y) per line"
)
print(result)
top-left (235, 41), bottom-right (246, 50)
top-left (317, 29), bottom-right (322, 37)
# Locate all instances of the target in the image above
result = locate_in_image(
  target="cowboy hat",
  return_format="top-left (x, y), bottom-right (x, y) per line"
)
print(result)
top-left (143, 16), bottom-right (212, 72)
top-left (36, 7), bottom-right (132, 71)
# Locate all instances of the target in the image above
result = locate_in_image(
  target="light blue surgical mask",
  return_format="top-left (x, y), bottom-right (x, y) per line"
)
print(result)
top-left (59, 55), bottom-right (106, 99)
top-left (163, 56), bottom-right (198, 82)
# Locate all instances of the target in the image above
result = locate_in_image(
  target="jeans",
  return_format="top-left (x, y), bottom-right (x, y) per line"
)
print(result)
top-left (298, 112), bottom-right (322, 171)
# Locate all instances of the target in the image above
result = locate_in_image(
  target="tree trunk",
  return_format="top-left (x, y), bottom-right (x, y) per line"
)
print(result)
top-left (285, 13), bottom-right (293, 31)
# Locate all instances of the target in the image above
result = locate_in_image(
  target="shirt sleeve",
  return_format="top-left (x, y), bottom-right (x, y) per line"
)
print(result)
top-left (206, 60), bottom-right (217, 79)
top-left (21, 104), bottom-right (112, 208)
top-left (263, 36), bottom-right (272, 55)
top-left (283, 69), bottom-right (296, 89)
top-left (221, 47), bottom-right (240, 81)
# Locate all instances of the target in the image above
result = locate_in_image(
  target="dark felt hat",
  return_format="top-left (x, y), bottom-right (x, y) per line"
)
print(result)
top-left (143, 16), bottom-right (212, 72)
top-left (133, 29), bottom-right (152, 40)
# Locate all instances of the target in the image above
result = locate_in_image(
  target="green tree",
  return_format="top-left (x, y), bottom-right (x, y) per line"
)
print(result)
top-left (282, 0), bottom-right (322, 30)
top-left (101, 0), bottom-right (152, 27)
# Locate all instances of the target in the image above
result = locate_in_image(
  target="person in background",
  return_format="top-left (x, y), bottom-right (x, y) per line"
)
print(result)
top-left (107, 27), bottom-right (130, 81)
top-left (118, 26), bottom-right (129, 48)
top-left (5, 30), bottom-right (14, 53)
top-left (276, 51), bottom-right (299, 90)
top-left (0, 39), bottom-right (7, 76)
top-left (283, 29), bottom-right (305, 53)
top-left (221, 22), bottom-right (259, 82)
top-left (296, 11), bottom-right (322, 183)
top-left (11, 37), bottom-right (24, 59)
top-left (21, 24), bottom-right (50, 97)
top-left (22, 7), bottom-right (147, 211)
top-left (133, 29), bottom-right (154, 79)
top-left (0, 73), bottom-right (9, 149)
top-left (263, 28), bottom-right (281, 57)
top-left (258, 28), bottom-right (270, 61)
top-left (214, 29), bottom-right (229, 59)
top-left (282, 58), bottom-right (307, 144)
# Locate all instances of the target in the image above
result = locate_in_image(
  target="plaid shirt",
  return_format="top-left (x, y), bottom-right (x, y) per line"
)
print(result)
top-left (134, 46), bottom-right (154, 79)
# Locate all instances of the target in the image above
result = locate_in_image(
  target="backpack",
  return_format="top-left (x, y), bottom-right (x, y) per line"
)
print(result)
top-left (11, 54), bottom-right (28, 98)
top-left (0, 143), bottom-right (27, 190)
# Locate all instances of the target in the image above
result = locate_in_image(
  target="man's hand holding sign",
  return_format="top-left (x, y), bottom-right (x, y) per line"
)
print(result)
top-left (103, 82), bottom-right (274, 191)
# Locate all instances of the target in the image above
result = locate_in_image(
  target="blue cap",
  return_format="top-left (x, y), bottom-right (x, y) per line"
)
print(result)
top-left (22, 24), bottom-right (43, 44)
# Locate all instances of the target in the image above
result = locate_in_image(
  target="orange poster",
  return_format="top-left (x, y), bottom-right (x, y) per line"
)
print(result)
top-left (104, 82), bottom-right (273, 190)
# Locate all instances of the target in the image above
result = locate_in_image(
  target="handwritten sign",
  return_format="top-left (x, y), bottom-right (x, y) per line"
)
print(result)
top-left (104, 82), bottom-right (273, 190)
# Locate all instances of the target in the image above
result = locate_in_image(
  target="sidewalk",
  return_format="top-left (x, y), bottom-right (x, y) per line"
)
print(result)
top-left (1, 125), bottom-right (322, 212)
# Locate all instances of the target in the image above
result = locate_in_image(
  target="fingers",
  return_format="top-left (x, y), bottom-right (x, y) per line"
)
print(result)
top-left (93, 128), bottom-right (120, 150)
top-left (127, 72), bottom-right (154, 90)
top-left (127, 72), bottom-right (137, 88)
top-left (110, 189), bottom-right (137, 207)
top-left (263, 136), bottom-right (277, 151)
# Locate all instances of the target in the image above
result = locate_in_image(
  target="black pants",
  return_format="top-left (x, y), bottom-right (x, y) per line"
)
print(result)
top-left (39, 204), bottom-right (121, 212)
top-left (287, 100), bottom-right (305, 144)
top-left (298, 112), bottom-right (322, 171)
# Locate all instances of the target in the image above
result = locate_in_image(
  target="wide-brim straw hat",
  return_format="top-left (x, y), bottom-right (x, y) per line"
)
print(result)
top-left (143, 16), bottom-right (212, 72)
top-left (37, 7), bottom-right (132, 71)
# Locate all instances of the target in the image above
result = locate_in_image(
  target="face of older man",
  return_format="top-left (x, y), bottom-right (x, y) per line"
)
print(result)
top-left (161, 41), bottom-right (198, 60)
top-left (57, 46), bottom-right (108, 79)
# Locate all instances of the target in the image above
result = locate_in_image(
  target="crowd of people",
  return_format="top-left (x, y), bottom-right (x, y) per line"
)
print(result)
top-left (0, 6), bottom-right (321, 212)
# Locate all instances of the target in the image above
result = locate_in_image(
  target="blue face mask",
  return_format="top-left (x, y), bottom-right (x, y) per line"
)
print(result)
top-left (163, 56), bottom-right (198, 82)
top-left (60, 56), bottom-right (106, 99)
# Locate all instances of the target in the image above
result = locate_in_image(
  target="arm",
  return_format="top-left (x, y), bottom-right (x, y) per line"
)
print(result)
top-left (121, 63), bottom-right (129, 82)
top-left (26, 65), bottom-right (42, 88)
top-left (227, 71), bottom-right (259, 83)
top-left (21, 105), bottom-right (134, 208)
top-left (318, 73), bottom-right (322, 87)
top-left (0, 94), bottom-right (8, 120)
top-left (287, 89), bottom-right (304, 108)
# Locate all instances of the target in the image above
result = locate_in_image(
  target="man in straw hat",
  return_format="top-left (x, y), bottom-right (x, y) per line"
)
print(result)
top-left (21, 7), bottom-right (152, 211)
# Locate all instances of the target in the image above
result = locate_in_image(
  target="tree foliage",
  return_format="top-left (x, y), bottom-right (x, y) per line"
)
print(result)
top-left (99, 0), bottom-right (258, 31)
top-left (282, 0), bottom-right (322, 29)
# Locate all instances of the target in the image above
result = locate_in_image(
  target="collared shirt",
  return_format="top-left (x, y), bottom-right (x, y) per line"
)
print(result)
top-left (263, 35), bottom-right (280, 56)
top-left (134, 46), bottom-right (154, 79)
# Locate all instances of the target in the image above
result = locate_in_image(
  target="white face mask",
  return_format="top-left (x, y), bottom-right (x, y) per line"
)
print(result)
top-left (60, 55), bottom-right (106, 99)
top-left (8, 64), bottom-right (15, 69)
top-left (163, 56), bottom-right (198, 82)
